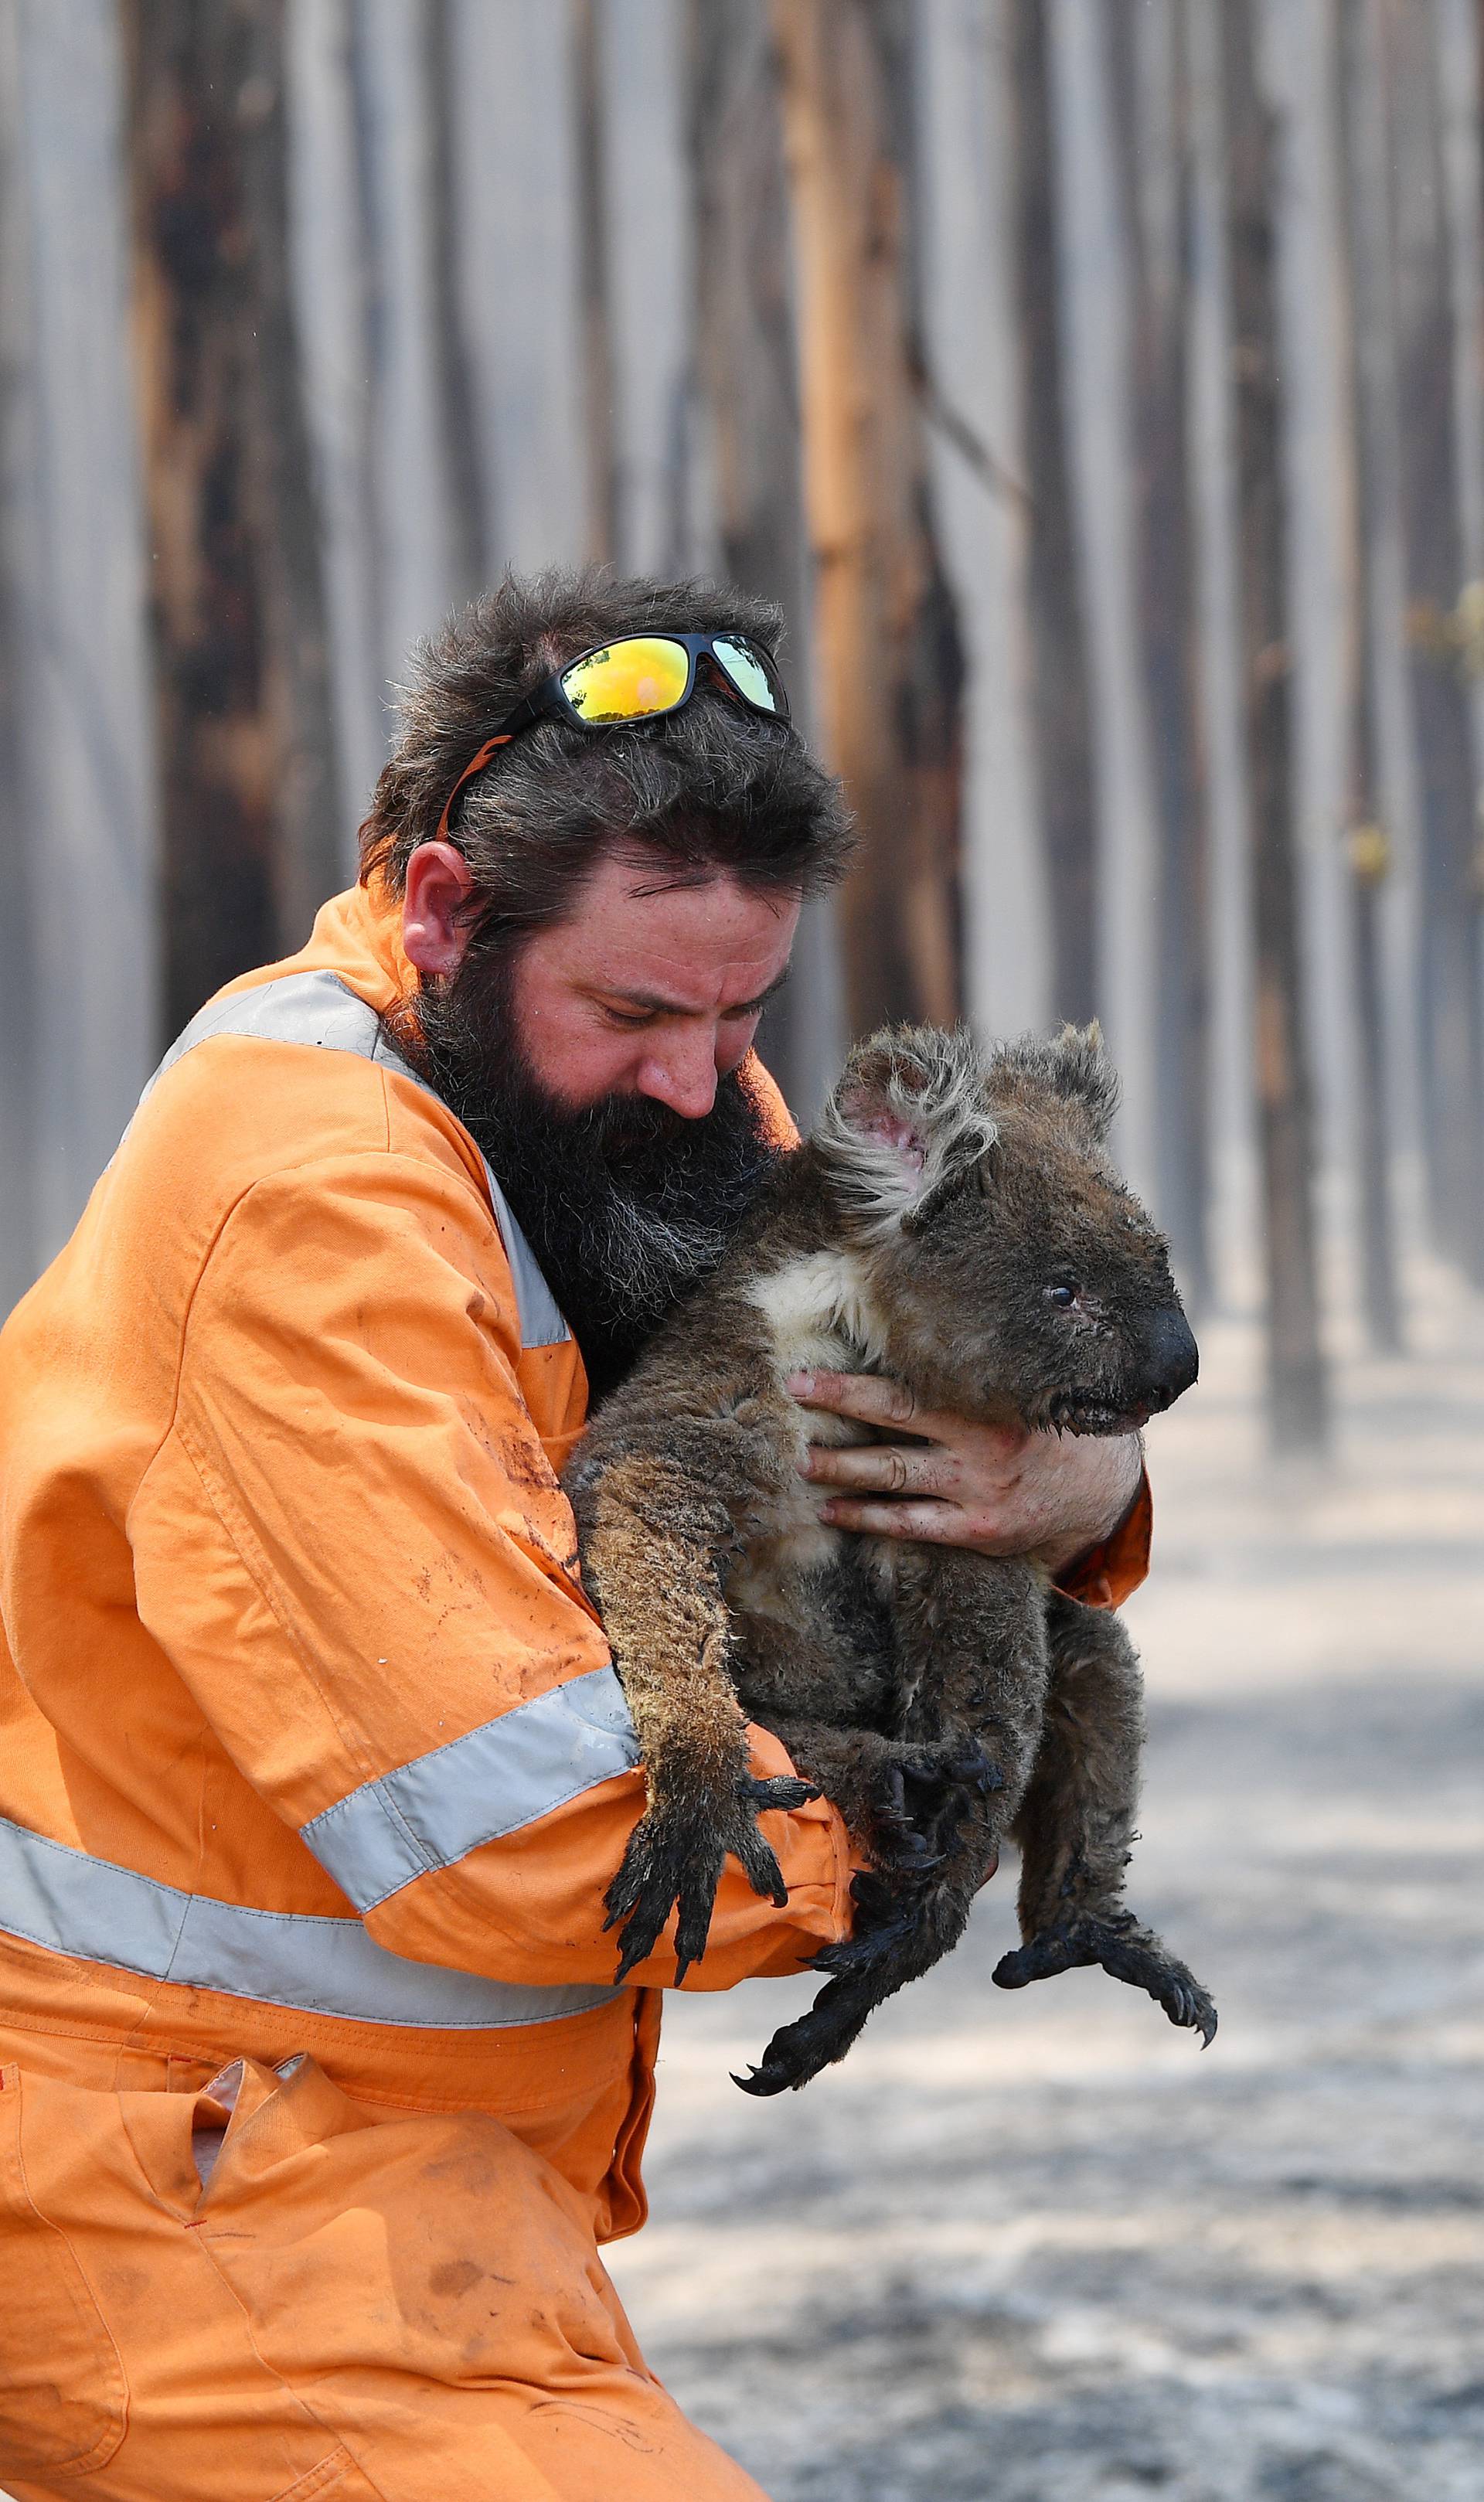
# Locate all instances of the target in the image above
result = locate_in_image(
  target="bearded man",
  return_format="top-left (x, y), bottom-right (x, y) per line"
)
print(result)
top-left (0, 570), bottom-right (1149, 2499)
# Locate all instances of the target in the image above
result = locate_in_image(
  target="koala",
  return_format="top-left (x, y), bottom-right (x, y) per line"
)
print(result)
top-left (563, 1024), bottom-right (1216, 2095)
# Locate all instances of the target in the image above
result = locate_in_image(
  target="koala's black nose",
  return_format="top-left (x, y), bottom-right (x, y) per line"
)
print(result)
top-left (1142, 1305), bottom-right (1200, 1409)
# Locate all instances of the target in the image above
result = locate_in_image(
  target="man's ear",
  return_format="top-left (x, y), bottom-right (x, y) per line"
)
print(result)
top-left (403, 842), bottom-right (477, 977)
top-left (991, 1021), bottom-right (1120, 1142)
top-left (813, 1026), bottom-right (997, 1240)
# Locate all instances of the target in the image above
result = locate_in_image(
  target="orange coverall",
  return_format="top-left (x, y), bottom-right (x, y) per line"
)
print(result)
top-left (0, 879), bottom-right (1150, 2500)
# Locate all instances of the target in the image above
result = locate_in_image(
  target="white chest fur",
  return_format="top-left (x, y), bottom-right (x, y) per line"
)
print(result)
top-left (729, 1249), bottom-right (896, 1616)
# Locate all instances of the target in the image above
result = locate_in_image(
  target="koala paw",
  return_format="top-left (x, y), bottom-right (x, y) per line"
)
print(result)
top-left (993, 1911), bottom-right (1217, 2047)
top-left (604, 1772), bottom-right (819, 1986)
top-left (870, 1741), bottom-right (1002, 1871)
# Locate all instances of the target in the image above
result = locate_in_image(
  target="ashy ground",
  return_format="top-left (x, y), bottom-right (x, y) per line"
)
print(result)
top-left (608, 1276), bottom-right (1484, 2502)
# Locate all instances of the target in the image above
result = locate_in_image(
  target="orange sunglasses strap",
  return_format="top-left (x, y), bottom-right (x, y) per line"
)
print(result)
top-left (434, 733), bottom-right (512, 843)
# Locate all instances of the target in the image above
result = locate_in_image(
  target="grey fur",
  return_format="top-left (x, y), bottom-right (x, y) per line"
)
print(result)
top-left (565, 1024), bottom-right (1215, 2092)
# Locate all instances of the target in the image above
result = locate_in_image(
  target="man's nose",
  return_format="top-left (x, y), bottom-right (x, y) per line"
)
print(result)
top-left (636, 1034), bottom-right (720, 1121)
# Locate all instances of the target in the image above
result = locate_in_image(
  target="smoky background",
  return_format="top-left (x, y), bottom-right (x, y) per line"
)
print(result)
top-left (0, 6), bottom-right (1481, 2498)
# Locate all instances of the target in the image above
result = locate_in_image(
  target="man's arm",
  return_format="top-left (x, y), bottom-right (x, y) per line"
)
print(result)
top-left (135, 1148), bottom-right (853, 1992)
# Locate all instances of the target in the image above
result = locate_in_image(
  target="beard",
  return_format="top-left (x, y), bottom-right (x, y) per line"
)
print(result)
top-left (400, 947), bottom-right (777, 1404)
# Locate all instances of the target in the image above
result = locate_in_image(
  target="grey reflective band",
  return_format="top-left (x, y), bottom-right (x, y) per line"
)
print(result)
top-left (300, 1666), bottom-right (641, 1912)
top-left (131, 968), bottom-right (570, 1350)
top-left (0, 1814), bottom-right (621, 2031)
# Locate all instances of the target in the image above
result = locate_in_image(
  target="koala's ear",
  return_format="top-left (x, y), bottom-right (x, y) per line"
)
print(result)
top-left (992, 1020), bottom-right (1121, 1142)
top-left (812, 1026), bottom-right (998, 1240)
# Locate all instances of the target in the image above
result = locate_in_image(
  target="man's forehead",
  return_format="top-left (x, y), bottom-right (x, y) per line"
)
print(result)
top-left (567, 855), bottom-right (798, 1007)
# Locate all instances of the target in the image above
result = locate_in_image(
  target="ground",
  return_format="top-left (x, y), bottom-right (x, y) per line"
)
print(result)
top-left (607, 1275), bottom-right (1484, 2502)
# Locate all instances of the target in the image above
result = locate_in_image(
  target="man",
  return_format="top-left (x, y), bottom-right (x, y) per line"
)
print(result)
top-left (0, 570), bottom-right (1148, 2498)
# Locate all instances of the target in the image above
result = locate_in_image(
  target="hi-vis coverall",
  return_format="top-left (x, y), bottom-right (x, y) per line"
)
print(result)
top-left (0, 878), bottom-right (1150, 2500)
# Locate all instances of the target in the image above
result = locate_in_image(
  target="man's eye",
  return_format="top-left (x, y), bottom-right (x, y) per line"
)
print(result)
top-left (601, 1007), bottom-right (657, 1030)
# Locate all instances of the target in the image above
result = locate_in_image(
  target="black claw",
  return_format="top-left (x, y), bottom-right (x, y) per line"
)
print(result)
top-left (993, 1915), bottom-right (1217, 2048)
top-left (744, 1773), bottom-right (820, 1813)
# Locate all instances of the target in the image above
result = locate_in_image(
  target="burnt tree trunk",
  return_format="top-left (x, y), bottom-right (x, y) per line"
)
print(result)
top-left (687, 0), bottom-right (839, 1115)
top-left (1009, 0), bottom-right (1096, 1032)
top-left (1336, 0), bottom-right (1404, 1351)
top-left (1107, 3), bottom-right (1210, 1305)
top-left (1223, 0), bottom-right (1329, 1453)
top-left (771, 0), bottom-right (964, 1036)
top-left (427, 0), bottom-right (486, 607)
top-left (125, 0), bottom-right (342, 1036)
top-left (1392, 2), bottom-right (1484, 1279)
top-left (572, 0), bottom-right (619, 568)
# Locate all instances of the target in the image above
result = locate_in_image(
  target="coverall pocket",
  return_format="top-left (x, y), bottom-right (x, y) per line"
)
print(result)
top-left (270, 2445), bottom-right (385, 2502)
top-left (0, 2065), bottom-right (128, 2476)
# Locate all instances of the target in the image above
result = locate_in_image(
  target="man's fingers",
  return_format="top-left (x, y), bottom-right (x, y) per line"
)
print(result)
top-left (817, 1496), bottom-right (969, 1544)
top-left (788, 1368), bottom-right (924, 1428)
top-left (788, 1368), bottom-right (1028, 1452)
top-left (801, 1442), bottom-right (964, 1498)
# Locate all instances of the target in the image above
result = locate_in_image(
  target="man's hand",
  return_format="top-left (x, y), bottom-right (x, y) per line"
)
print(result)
top-left (788, 1370), bottom-right (1143, 1571)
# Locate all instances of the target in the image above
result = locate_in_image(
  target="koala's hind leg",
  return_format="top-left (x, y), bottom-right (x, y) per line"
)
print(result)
top-left (992, 1595), bottom-right (1217, 2044)
top-left (737, 1552), bottom-right (1043, 2095)
top-left (572, 1450), bottom-right (816, 1985)
top-left (734, 1611), bottom-right (993, 1876)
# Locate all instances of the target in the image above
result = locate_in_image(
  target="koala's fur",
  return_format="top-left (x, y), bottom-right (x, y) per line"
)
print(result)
top-left (564, 1024), bottom-right (1215, 2094)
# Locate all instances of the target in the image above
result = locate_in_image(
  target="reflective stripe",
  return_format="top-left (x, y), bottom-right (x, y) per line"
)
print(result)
top-left (300, 1666), bottom-right (641, 1912)
top-left (0, 1814), bottom-right (620, 2031)
top-left (130, 968), bottom-right (570, 1351)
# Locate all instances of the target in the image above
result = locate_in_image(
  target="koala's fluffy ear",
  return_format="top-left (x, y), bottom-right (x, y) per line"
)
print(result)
top-left (812, 1025), bottom-right (998, 1241)
top-left (990, 1021), bottom-right (1120, 1142)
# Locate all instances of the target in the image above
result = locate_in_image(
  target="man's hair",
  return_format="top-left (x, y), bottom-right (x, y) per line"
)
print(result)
top-left (359, 567), bottom-right (854, 945)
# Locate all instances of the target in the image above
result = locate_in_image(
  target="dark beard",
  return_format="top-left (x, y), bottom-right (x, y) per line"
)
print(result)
top-left (398, 950), bottom-right (777, 1403)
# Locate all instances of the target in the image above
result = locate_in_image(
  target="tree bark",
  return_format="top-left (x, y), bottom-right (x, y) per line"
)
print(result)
top-left (1009, 0), bottom-right (1096, 1033)
top-left (686, 0), bottom-right (842, 1118)
top-left (125, 0), bottom-right (343, 1033)
top-left (1335, 0), bottom-right (1403, 1351)
top-left (1222, 0), bottom-right (1329, 1453)
top-left (426, 0), bottom-right (486, 606)
top-left (571, 0), bottom-right (618, 567)
top-left (770, 0), bottom-right (964, 1036)
top-left (11, 0), bottom-right (159, 1271)
top-left (1389, 0), bottom-right (1484, 1282)
top-left (1106, 2), bottom-right (1210, 1305)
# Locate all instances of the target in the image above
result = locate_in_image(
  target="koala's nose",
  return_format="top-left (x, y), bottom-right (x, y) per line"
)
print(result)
top-left (1142, 1305), bottom-right (1200, 1409)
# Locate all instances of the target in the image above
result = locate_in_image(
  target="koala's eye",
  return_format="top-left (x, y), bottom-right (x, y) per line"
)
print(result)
top-left (1045, 1282), bottom-right (1078, 1309)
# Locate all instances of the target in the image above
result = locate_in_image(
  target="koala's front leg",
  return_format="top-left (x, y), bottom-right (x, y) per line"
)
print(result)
top-left (572, 1450), bottom-right (816, 1983)
top-left (992, 1595), bottom-right (1217, 2044)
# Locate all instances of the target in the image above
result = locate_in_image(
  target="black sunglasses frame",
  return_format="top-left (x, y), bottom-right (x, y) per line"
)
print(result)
top-left (436, 631), bottom-right (791, 840)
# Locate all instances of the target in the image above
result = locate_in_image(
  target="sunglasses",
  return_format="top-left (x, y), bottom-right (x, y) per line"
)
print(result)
top-left (435, 631), bottom-right (791, 839)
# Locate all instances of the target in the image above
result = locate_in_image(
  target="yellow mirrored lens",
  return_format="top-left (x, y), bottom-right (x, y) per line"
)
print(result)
top-left (713, 635), bottom-right (779, 712)
top-left (562, 638), bottom-right (690, 723)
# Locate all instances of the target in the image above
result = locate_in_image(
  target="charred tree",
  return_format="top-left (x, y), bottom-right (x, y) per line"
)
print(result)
top-left (1106, 3), bottom-right (1210, 1306)
top-left (686, 1), bottom-right (840, 1115)
top-left (1390, 2), bottom-right (1484, 1280)
top-left (125, 0), bottom-right (342, 1037)
top-left (1009, 0), bottom-right (1096, 1033)
top-left (1222, 0), bottom-right (1329, 1452)
top-left (427, 0), bottom-right (486, 605)
top-left (572, 0), bottom-right (619, 567)
top-left (771, 0), bottom-right (964, 1035)
top-left (688, 5), bottom-right (808, 636)
top-left (1335, 0), bottom-right (1404, 1350)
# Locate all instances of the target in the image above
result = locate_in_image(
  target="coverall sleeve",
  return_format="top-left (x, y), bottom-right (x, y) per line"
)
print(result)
top-left (150, 1148), bottom-right (855, 1992)
top-left (1052, 1471), bottom-right (1153, 1611)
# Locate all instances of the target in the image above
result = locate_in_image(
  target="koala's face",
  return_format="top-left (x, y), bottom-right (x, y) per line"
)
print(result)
top-left (814, 1024), bottom-right (1198, 1433)
top-left (882, 1111), bottom-right (1197, 1432)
